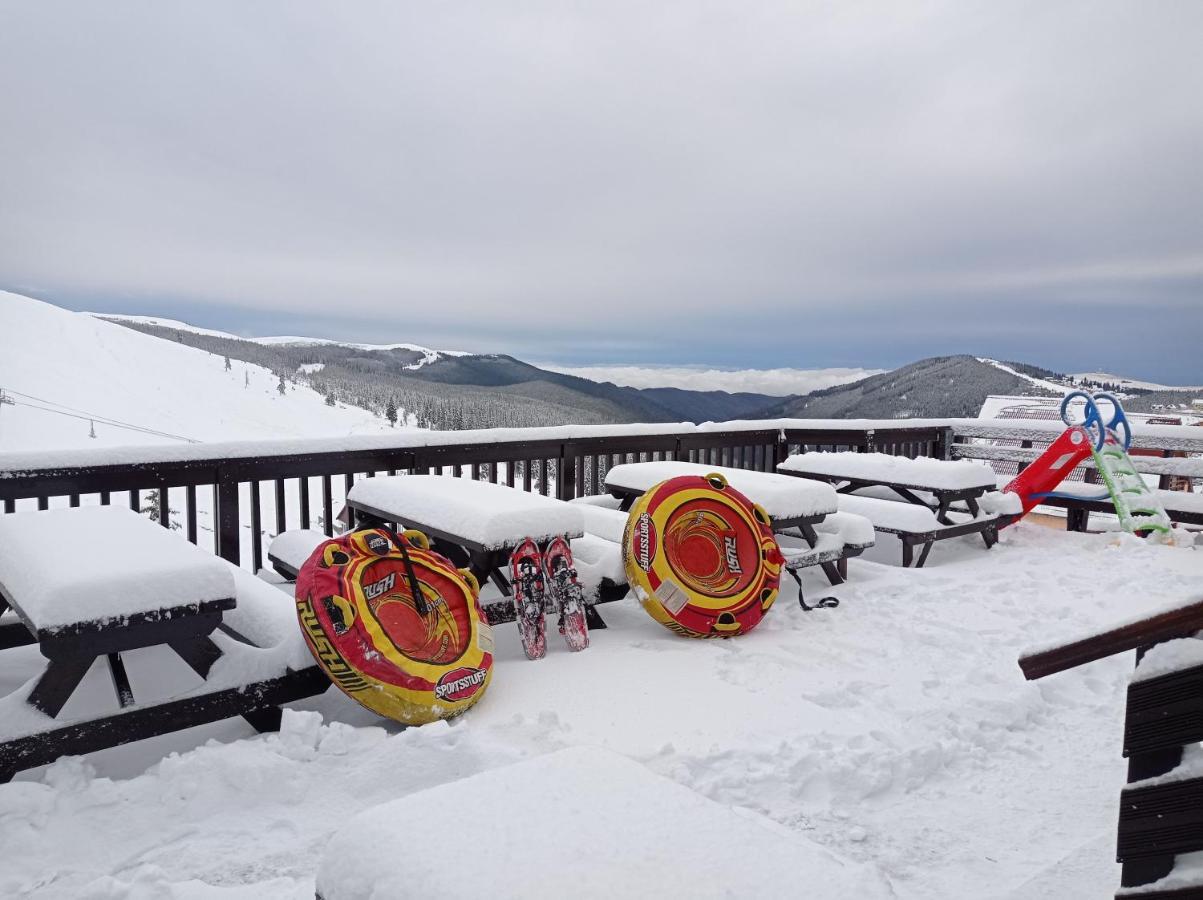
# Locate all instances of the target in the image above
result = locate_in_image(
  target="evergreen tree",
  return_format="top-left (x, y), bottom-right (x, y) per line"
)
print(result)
top-left (244, 369), bottom-right (250, 388)
top-left (277, 374), bottom-right (287, 396)
top-left (142, 490), bottom-right (180, 529)
top-left (385, 397), bottom-right (398, 426)
top-left (224, 355), bottom-right (232, 371)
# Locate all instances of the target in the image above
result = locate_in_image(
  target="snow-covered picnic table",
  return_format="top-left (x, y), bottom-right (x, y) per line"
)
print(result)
top-left (604, 460), bottom-right (838, 526)
top-left (777, 451), bottom-right (998, 523)
top-left (0, 505), bottom-right (327, 781)
top-left (345, 475), bottom-right (592, 619)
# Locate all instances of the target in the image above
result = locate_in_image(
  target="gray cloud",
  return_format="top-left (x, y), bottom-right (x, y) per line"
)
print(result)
top-left (2, 1), bottom-right (1201, 380)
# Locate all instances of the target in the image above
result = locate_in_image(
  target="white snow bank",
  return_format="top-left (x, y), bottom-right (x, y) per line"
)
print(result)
top-left (570, 533), bottom-right (626, 591)
top-left (574, 503), bottom-right (628, 544)
top-left (814, 510), bottom-right (877, 547)
top-left (603, 461), bottom-right (838, 519)
top-left (1132, 636), bottom-right (1203, 683)
top-left (779, 451), bottom-right (997, 490)
top-left (0, 506), bottom-right (234, 630)
top-left (267, 529), bottom-right (327, 573)
top-left (347, 475), bottom-right (583, 549)
top-left (315, 745), bottom-right (891, 899)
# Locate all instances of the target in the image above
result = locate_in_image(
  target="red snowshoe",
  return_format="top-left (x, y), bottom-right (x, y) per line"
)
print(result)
top-left (544, 536), bottom-right (589, 652)
top-left (510, 538), bottom-right (547, 660)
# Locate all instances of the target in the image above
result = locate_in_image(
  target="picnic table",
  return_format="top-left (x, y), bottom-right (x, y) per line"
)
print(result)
top-left (602, 460), bottom-right (863, 590)
top-left (0, 506), bottom-right (327, 781)
top-left (776, 451), bottom-right (998, 524)
top-left (344, 475), bottom-right (603, 627)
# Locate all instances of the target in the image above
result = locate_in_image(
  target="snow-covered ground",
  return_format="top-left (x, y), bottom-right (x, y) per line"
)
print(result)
top-left (0, 292), bottom-right (407, 453)
top-left (3, 523), bottom-right (1200, 898)
top-left (1073, 371), bottom-right (1203, 393)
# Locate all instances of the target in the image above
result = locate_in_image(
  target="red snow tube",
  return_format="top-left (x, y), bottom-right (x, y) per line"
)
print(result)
top-left (295, 528), bottom-right (494, 725)
top-left (624, 473), bottom-right (783, 638)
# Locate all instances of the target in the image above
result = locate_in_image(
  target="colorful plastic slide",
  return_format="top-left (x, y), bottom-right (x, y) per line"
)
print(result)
top-left (1001, 392), bottom-right (1173, 538)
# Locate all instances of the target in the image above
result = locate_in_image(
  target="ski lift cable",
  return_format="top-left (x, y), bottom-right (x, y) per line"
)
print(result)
top-left (6, 394), bottom-right (200, 443)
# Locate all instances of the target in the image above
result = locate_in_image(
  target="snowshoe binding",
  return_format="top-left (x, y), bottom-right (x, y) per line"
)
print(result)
top-left (510, 538), bottom-right (547, 660)
top-left (544, 535), bottom-right (590, 652)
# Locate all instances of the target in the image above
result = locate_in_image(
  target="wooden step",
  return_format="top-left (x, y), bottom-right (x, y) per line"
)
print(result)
top-left (1125, 664), bottom-right (1203, 756)
top-left (1118, 775), bottom-right (1203, 862)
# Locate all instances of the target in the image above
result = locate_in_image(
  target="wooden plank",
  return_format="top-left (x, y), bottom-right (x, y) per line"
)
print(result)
top-left (1019, 598), bottom-right (1203, 680)
top-left (250, 480), bottom-right (262, 572)
top-left (1125, 663), bottom-right (1203, 757)
top-left (185, 484), bottom-right (197, 544)
top-left (1118, 775), bottom-right (1203, 862)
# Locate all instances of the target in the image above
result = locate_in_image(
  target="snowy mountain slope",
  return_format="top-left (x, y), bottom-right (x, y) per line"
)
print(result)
top-left (1073, 371), bottom-right (1203, 392)
top-left (977, 358), bottom-right (1069, 394)
top-left (95, 313), bottom-right (466, 370)
top-left (1, 292), bottom-right (402, 453)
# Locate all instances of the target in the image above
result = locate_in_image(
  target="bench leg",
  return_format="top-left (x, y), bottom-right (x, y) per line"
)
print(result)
top-left (902, 540), bottom-right (915, 568)
top-left (107, 652), bottom-right (135, 708)
top-left (169, 636), bottom-right (225, 680)
top-left (820, 560), bottom-right (844, 586)
top-left (914, 541), bottom-right (934, 568)
top-left (28, 655), bottom-right (95, 717)
top-left (982, 526), bottom-right (998, 550)
top-left (241, 705), bottom-right (284, 734)
top-left (584, 605), bottom-right (607, 630)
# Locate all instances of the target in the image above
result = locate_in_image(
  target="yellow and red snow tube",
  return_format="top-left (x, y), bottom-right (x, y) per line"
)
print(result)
top-left (623, 473), bottom-right (783, 638)
top-left (295, 528), bottom-right (494, 725)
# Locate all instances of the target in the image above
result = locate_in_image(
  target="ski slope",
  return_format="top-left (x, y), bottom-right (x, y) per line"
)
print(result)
top-left (96, 314), bottom-right (468, 368)
top-left (0, 292), bottom-right (405, 453)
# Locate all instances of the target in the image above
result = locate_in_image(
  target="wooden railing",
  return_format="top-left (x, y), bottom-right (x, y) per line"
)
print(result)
top-left (0, 420), bottom-right (953, 573)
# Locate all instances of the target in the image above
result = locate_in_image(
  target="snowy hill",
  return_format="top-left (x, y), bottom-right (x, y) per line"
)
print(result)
top-left (1072, 371), bottom-right (1203, 392)
top-left (0, 292), bottom-right (402, 453)
top-left (96, 313), bottom-right (466, 371)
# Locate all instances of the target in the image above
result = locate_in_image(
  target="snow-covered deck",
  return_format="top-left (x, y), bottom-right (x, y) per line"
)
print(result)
top-left (2, 522), bottom-right (1202, 897)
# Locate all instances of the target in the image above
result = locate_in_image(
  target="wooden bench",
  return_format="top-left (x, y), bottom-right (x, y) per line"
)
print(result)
top-left (602, 460), bottom-right (873, 596)
top-left (0, 506), bottom-right (328, 782)
top-left (1019, 596), bottom-right (1203, 897)
top-left (833, 493), bottom-right (1002, 568)
top-left (777, 452), bottom-right (1008, 567)
top-left (777, 451), bottom-right (999, 522)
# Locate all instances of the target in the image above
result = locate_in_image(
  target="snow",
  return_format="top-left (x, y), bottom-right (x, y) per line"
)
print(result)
top-left (814, 510), bottom-right (877, 547)
top-left (267, 529), bottom-right (327, 573)
top-left (1074, 371), bottom-right (1203, 393)
top-left (95, 313), bottom-right (469, 366)
top-left (1131, 636), bottom-right (1203, 683)
top-left (0, 506), bottom-right (234, 630)
top-left (779, 451), bottom-right (998, 490)
top-left (833, 494), bottom-right (947, 532)
top-left (0, 291), bottom-right (401, 454)
top-left (573, 501), bottom-right (628, 544)
top-left (977, 359), bottom-right (1070, 395)
top-left (603, 460), bottom-right (839, 520)
top-left (569, 533), bottom-right (626, 590)
top-left (346, 475), bottom-right (584, 549)
top-left (3, 525), bottom-right (1202, 897)
top-left (316, 745), bottom-right (890, 899)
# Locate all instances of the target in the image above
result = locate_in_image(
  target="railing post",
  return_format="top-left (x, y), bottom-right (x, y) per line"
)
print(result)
top-left (215, 471), bottom-right (240, 566)
top-left (774, 430), bottom-right (789, 467)
top-left (935, 426), bottom-right (954, 460)
top-left (864, 428), bottom-right (876, 453)
top-left (556, 444), bottom-right (576, 501)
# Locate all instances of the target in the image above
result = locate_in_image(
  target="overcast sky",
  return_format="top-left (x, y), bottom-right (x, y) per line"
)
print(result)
top-left (2, 1), bottom-right (1200, 381)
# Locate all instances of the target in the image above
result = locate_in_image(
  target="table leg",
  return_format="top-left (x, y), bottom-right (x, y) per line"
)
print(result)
top-left (107, 652), bottom-right (135, 708)
top-left (28, 655), bottom-right (95, 717)
top-left (169, 635), bottom-right (225, 680)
